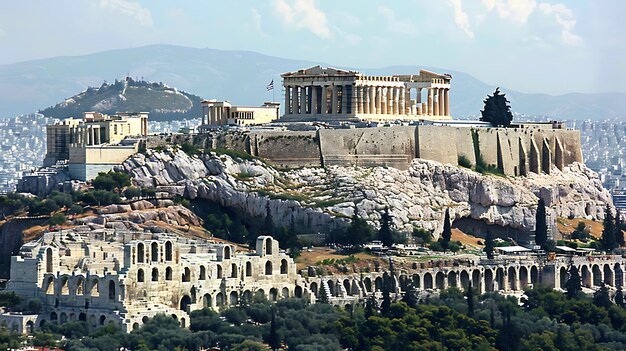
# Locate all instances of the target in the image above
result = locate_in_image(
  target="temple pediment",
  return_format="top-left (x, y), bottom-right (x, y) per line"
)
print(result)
top-left (282, 65), bottom-right (358, 77)
top-left (419, 69), bottom-right (452, 79)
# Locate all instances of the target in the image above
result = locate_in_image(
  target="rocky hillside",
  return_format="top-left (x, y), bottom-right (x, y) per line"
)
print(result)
top-left (39, 77), bottom-right (202, 121)
top-left (116, 148), bottom-right (611, 241)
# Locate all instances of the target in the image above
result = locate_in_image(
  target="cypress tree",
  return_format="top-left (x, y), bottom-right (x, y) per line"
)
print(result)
top-left (378, 207), bottom-right (394, 248)
top-left (364, 294), bottom-right (377, 318)
top-left (565, 264), bottom-right (582, 299)
top-left (480, 87), bottom-right (514, 127)
top-left (484, 232), bottom-right (495, 259)
top-left (441, 208), bottom-right (452, 251)
top-left (266, 307), bottom-right (281, 350)
top-left (615, 210), bottom-right (625, 247)
top-left (593, 283), bottom-right (612, 309)
top-left (601, 205), bottom-right (617, 251)
top-left (615, 285), bottom-right (624, 307)
top-left (465, 282), bottom-right (475, 318)
top-left (381, 273), bottom-right (391, 316)
top-left (535, 199), bottom-right (548, 249)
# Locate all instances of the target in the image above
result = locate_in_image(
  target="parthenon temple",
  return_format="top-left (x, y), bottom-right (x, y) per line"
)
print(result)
top-left (280, 66), bottom-right (452, 122)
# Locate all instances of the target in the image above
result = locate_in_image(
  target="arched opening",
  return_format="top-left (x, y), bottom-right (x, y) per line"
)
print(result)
top-left (89, 279), bottom-right (99, 297)
top-left (165, 241), bottom-right (173, 261)
top-left (78, 313), bottom-right (86, 322)
top-left (280, 259), bottom-right (288, 274)
top-left (60, 276), bottom-right (69, 295)
top-left (108, 280), bottom-right (116, 300)
top-left (460, 271), bottom-right (470, 289)
top-left (199, 266), bottom-right (206, 280)
top-left (231, 263), bottom-right (238, 278)
top-left (472, 270), bottom-right (481, 293)
top-left (435, 272), bottom-right (445, 290)
top-left (151, 242), bottom-right (159, 262)
top-left (217, 265), bottom-right (223, 279)
top-left (46, 248), bottom-right (53, 273)
top-left (447, 271), bottom-right (458, 288)
top-left (374, 277), bottom-right (383, 291)
top-left (255, 289), bottom-right (266, 301)
top-left (581, 265), bottom-right (592, 288)
top-left (60, 313), bottom-right (68, 323)
top-left (412, 274), bottom-right (420, 289)
top-left (203, 294), bottom-right (212, 308)
top-left (423, 273), bottom-right (433, 289)
top-left (137, 269), bottom-right (145, 283)
top-left (615, 263), bottom-right (623, 287)
top-left (216, 292), bottom-right (224, 307)
top-left (69, 313), bottom-right (76, 321)
top-left (243, 290), bottom-right (252, 303)
top-left (282, 287), bottom-right (289, 299)
top-left (99, 315), bottom-right (106, 325)
top-left (310, 282), bottom-right (318, 297)
top-left (132, 322), bottom-right (139, 331)
top-left (508, 267), bottom-right (518, 290)
top-left (166, 267), bottom-right (173, 281)
top-left (180, 295), bottom-right (191, 312)
top-left (182, 267), bottom-right (191, 282)
top-left (151, 268), bottom-right (159, 282)
top-left (26, 321), bottom-right (34, 334)
top-left (519, 267), bottom-right (529, 288)
top-left (328, 280), bottom-right (335, 296)
top-left (265, 261), bottom-right (273, 275)
top-left (45, 276), bottom-right (55, 295)
top-left (559, 266), bottom-right (568, 289)
top-left (495, 268), bottom-right (505, 291)
top-left (269, 288), bottom-right (278, 301)
top-left (604, 264), bottom-right (614, 286)
top-left (343, 279), bottom-right (351, 295)
top-left (592, 265), bottom-right (602, 286)
top-left (265, 238), bottom-right (273, 255)
top-left (364, 277), bottom-right (372, 292)
top-left (180, 318), bottom-right (186, 328)
top-left (137, 243), bottom-right (145, 263)
top-left (142, 316), bottom-right (149, 324)
top-left (224, 246), bottom-right (231, 260)
top-left (50, 312), bottom-right (58, 322)
top-left (229, 291), bottom-right (238, 305)
top-left (530, 266), bottom-right (539, 285)
top-left (75, 277), bottom-right (84, 295)
top-left (246, 262), bottom-right (252, 277)
top-left (295, 286), bottom-right (303, 298)
top-left (484, 269), bottom-right (494, 292)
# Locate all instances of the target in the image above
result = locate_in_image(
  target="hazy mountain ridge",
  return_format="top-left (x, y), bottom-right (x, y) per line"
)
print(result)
top-left (38, 77), bottom-right (203, 121)
top-left (0, 44), bottom-right (623, 120)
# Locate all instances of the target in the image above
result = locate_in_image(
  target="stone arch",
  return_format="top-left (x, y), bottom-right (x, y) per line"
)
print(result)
top-left (203, 293), bottom-right (212, 308)
top-left (99, 315), bottom-right (106, 325)
top-left (137, 268), bottom-right (145, 283)
top-left (343, 279), bottom-right (352, 295)
top-left (484, 269), bottom-right (494, 292)
top-left (495, 268), bottom-right (505, 291)
top-left (50, 312), bottom-right (58, 322)
top-left (224, 245), bottom-right (231, 260)
top-left (180, 295), bottom-right (191, 312)
top-left (460, 270), bottom-right (470, 289)
top-left (75, 277), bottom-right (85, 295)
top-left (217, 265), bottom-right (223, 279)
top-left (182, 267), bottom-right (191, 282)
top-left (59, 276), bottom-right (70, 295)
top-left (151, 242), bottom-right (159, 262)
top-left (142, 316), bottom-right (149, 324)
top-left (310, 282), bottom-right (318, 297)
top-left (265, 237), bottom-right (273, 255)
top-left (46, 247), bottom-right (53, 273)
top-left (108, 280), bottom-right (116, 300)
top-left (559, 266), bottom-right (568, 289)
top-left (60, 312), bottom-right (68, 323)
top-left (530, 266), bottom-right (539, 285)
top-left (614, 263), bottom-right (623, 287)
top-left (269, 288), bottom-right (278, 301)
top-left (26, 320), bottom-right (34, 334)
top-left (78, 312), bottom-right (86, 321)
top-left (280, 259), bottom-right (288, 274)
top-left (89, 278), bottom-right (99, 296)
top-left (165, 241), bottom-right (173, 261)
top-left (508, 267), bottom-right (518, 290)
top-left (246, 262), bottom-right (252, 276)
top-left (295, 285), bottom-right (303, 298)
top-left (216, 292), bottom-right (224, 307)
top-left (604, 264), bottom-right (614, 286)
top-left (199, 266), bottom-right (206, 280)
top-left (519, 266), bottom-right (529, 289)
top-left (180, 318), bottom-right (186, 328)
top-left (229, 291), bottom-right (238, 306)
top-left (69, 313), bottom-right (76, 321)
top-left (166, 267), bottom-right (173, 281)
top-left (137, 242), bottom-right (145, 263)
top-left (435, 272), bottom-right (445, 290)
top-left (282, 287), bottom-right (290, 299)
top-left (374, 276), bottom-right (383, 291)
top-left (132, 322), bottom-right (139, 331)
top-left (255, 289), bottom-right (266, 301)
top-left (581, 265), bottom-right (592, 288)
top-left (231, 263), bottom-right (238, 278)
top-left (44, 276), bottom-right (55, 295)
top-left (265, 261), bottom-right (273, 275)
top-left (363, 277), bottom-right (372, 292)
top-left (592, 264), bottom-right (602, 286)
top-left (399, 275), bottom-right (409, 290)
top-left (243, 290), bottom-right (252, 303)
top-left (412, 274), bottom-right (420, 289)
top-left (423, 272), bottom-right (433, 289)
top-left (151, 267), bottom-right (159, 282)
top-left (447, 271), bottom-right (458, 288)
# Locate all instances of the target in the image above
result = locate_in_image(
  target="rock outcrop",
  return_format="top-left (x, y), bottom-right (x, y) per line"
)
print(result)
top-left (116, 148), bottom-right (611, 239)
top-left (75, 204), bottom-right (201, 232)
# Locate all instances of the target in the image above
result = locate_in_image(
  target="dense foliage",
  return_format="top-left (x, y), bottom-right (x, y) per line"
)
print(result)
top-left (480, 87), bottom-right (513, 127)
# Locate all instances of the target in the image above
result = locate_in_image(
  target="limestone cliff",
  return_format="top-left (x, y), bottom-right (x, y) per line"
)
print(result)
top-left (117, 148), bottom-right (611, 240)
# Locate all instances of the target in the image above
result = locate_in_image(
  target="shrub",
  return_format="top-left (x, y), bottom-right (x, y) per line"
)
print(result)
top-left (123, 186), bottom-right (141, 200)
top-left (181, 142), bottom-right (200, 156)
top-left (68, 204), bottom-right (84, 215)
top-left (458, 155), bottom-right (472, 168)
top-left (48, 213), bottom-right (67, 226)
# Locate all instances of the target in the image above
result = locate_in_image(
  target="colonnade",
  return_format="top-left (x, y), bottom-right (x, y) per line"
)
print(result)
top-left (284, 84), bottom-right (450, 117)
top-left (202, 103), bottom-right (228, 126)
top-left (66, 125), bottom-right (104, 146)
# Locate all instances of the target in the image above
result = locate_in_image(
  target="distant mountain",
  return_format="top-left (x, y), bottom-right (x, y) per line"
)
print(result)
top-left (39, 77), bottom-right (202, 122)
top-left (0, 44), bottom-right (624, 120)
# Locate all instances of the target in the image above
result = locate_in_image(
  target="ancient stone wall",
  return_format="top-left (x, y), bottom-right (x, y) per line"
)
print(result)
top-left (250, 131), bottom-right (321, 168)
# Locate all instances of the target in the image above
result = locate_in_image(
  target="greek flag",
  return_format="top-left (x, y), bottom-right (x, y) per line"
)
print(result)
top-left (266, 80), bottom-right (274, 91)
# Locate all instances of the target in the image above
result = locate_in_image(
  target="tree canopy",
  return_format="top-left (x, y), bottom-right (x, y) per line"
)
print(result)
top-left (480, 87), bottom-right (514, 127)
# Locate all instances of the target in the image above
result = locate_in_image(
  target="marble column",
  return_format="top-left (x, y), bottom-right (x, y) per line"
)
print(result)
top-left (388, 88), bottom-right (394, 115)
top-left (331, 85), bottom-right (338, 114)
top-left (356, 86), bottom-right (363, 114)
top-left (375, 87), bottom-right (382, 114)
top-left (341, 85), bottom-right (348, 114)
top-left (285, 86), bottom-right (291, 115)
top-left (300, 86), bottom-right (307, 114)
top-left (434, 89), bottom-right (439, 116)
top-left (399, 87), bottom-right (406, 115)
top-left (292, 86), bottom-right (299, 115)
top-left (428, 88), bottom-right (434, 116)
top-left (364, 86), bottom-right (370, 114)
top-left (381, 87), bottom-right (387, 115)
top-left (311, 86), bottom-right (318, 114)
top-left (369, 86), bottom-right (376, 114)
top-left (405, 89), bottom-right (412, 115)
top-left (438, 88), bottom-right (445, 116)
top-left (393, 87), bottom-right (400, 115)
top-left (445, 88), bottom-right (450, 116)
top-left (321, 85), bottom-right (328, 114)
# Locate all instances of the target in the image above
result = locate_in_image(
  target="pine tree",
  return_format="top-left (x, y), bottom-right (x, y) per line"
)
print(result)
top-left (615, 286), bottom-right (624, 307)
top-left (565, 264), bottom-right (582, 299)
top-left (465, 282), bottom-right (475, 318)
top-left (535, 199), bottom-right (548, 249)
top-left (441, 208), bottom-right (452, 251)
top-left (480, 87), bottom-right (514, 127)
top-left (378, 207), bottom-right (394, 248)
top-left (381, 273), bottom-right (391, 316)
top-left (266, 307), bottom-right (281, 350)
top-left (402, 282), bottom-right (419, 308)
top-left (364, 294), bottom-right (377, 318)
top-left (601, 205), bottom-right (617, 251)
top-left (593, 283), bottom-right (612, 309)
top-left (484, 232), bottom-right (495, 259)
top-left (615, 210), bottom-right (625, 247)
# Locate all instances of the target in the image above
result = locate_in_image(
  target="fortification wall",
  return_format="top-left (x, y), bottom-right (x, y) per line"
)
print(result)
top-left (251, 131), bottom-right (321, 168)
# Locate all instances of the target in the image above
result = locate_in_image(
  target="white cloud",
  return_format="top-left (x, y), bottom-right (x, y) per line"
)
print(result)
top-left (494, 0), bottom-right (537, 24)
top-left (99, 0), bottom-right (153, 27)
top-left (378, 6), bottom-right (417, 34)
top-left (482, 0), bottom-right (496, 11)
top-left (449, 0), bottom-right (474, 39)
top-left (274, 0), bottom-right (330, 38)
top-left (538, 3), bottom-right (582, 45)
top-left (251, 8), bottom-right (268, 37)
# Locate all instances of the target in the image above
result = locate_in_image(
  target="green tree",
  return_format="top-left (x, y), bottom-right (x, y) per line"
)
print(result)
top-left (565, 264), bottom-right (582, 299)
top-left (68, 204), bottom-right (83, 215)
top-left (615, 210), bottom-right (625, 247)
top-left (593, 283), bottom-right (612, 309)
top-left (441, 208), bottom-right (452, 250)
top-left (0, 291), bottom-right (21, 308)
top-left (480, 87), bottom-right (514, 127)
top-left (381, 273), bottom-right (392, 316)
top-left (412, 227), bottom-right (432, 245)
top-left (466, 282), bottom-right (475, 318)
top-left (344, 213), bottom-right (375, 249)
top-left (123, 186), bottom-right (141, 200)
top-left (571, 221), bottom-right (590, 241)
top-left (231, 340), bottom-right (266, 351)
top-left (266, 308), bottom-right (281, 350)
top-left (615, 286), bottom-right (624, 307)
top-left (92, 172), bottom-right (116, 192)
top-left (484, 232), bottom-right (495, 259)
top-left (601, 205), bottom-right (617, 251)
top-left (378, 207), bottom-right (394, 247)
top-left (48, 213), bottom-right (67, 226)
top-left (535, 199), bottom-right (548, 249)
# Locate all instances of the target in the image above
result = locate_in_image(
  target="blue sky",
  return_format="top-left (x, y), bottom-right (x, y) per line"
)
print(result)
top-left (0, 0), bottom-right (622, 95)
